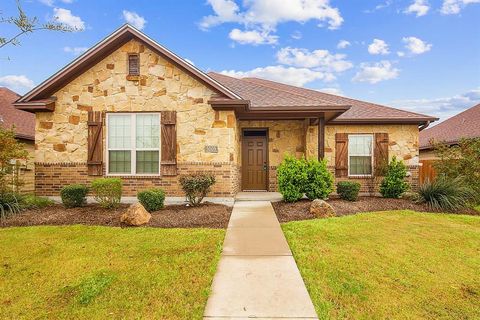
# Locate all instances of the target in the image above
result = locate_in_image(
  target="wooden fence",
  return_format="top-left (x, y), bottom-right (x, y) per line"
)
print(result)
top-left (419, 160), bottom-right (436, 184)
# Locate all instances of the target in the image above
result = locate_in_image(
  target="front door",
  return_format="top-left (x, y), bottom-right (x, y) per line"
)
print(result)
top-left (242, 130), bottom-right (268, 190)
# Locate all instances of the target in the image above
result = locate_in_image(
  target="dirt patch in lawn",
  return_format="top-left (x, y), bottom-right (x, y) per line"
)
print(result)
top-left (272, 197), bottom-right (478, 223)
top-left (0, 203), bottom-right (232, 229)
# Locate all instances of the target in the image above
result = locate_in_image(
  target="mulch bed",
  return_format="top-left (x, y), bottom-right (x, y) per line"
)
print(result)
top-left (0, 203), bottom-right (232, 229)
top-left (272, 197), bottom-right (479, 223)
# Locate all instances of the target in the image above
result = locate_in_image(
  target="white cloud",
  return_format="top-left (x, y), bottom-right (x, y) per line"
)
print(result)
top-left (441, 0), bottom-right (480, 14)
top-left (0, 75), bottom-right (35, 93)
top-left (39, 0), bottom-right (55, 6)
top-left (318, 87), bottom-right (344, 95)
top-left (402, 36), bottom-right (432, 55)
top-left (276, 47), bottom-right (353, 72)
top-left (63, 46), bottom-right (88, 55)
top-left (337, 40), bottom-right (351, 49)
top-left (391, 88), bottom-right (480, 122)
top-left (368, 39), bottom-right (390, 55)
top-left (220, 66), bottom-right (332, 87)
top-left (229, 28), bottom-right (278, 45)
top-left (353, 61), bottom-right (399, 84)
top-left (364, 0), bottom-right (393, 13)
top-left (405, 0), bottom-right (430, 16)
top-left (185, 58), bottom-right (195, 65)
top-left (53, 8), bottom-right (85, 30)
top-left (200, 0), bottom-right (343, 45)
top-left (397, 51), bottom-right (405, 57)
top-left (122, 10), bottom-right (146, 30)
top-left (291, 31), bottom-right (303, 40)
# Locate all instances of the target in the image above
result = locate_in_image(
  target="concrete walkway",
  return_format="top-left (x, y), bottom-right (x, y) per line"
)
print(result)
top-left (204, 201), bottom-right (318, 319)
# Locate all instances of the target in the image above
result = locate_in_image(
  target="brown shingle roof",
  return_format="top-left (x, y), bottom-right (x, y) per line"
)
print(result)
top-left (0, 87), bottom-right (35, 140)
top-left (208, 72), bottom-right (437, 124)
top-left (419, 103), bottom-right (480, 149)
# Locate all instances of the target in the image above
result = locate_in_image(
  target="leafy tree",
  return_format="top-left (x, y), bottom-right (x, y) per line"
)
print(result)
top-left (0, 126), bottom-right (29, 192)
top-left (433, 138), bottom-right (480, 196)
top-left (1, 0), bottom-right (77, 49)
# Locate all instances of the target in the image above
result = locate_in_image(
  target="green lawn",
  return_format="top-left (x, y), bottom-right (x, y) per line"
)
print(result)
top-left (0, 226), bottom-right (224, 319)
top-left (282, 211), bottom-right (480, 320)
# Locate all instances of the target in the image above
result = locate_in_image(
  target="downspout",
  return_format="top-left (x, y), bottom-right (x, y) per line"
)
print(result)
top-left (419, 121), bottom-right (431, 131)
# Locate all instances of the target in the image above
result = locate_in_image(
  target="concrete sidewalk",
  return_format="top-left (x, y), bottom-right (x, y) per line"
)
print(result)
top-left (204, 201), bottom-right (318, 319)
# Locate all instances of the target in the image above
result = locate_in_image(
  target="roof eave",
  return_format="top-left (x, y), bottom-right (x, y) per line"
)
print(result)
top-left (14, 100), bottom-right (56, 113)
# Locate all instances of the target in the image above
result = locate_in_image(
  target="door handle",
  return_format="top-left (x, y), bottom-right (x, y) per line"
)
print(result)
top-left (263, 163), bottom-right (267, 171)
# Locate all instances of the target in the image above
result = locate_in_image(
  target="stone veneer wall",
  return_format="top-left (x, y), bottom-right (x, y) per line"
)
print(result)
top-left (34, 39), bottom-right (240, 197)
top-left (305, 124), bottom-right (420, 191)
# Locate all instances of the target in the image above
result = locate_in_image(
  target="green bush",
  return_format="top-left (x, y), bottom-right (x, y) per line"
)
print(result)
top-left (380, 156), bottom-right (409, 198)
top-left (179, 174), bottom-right (215, 206)
top-left (304, 158), bottom-right (334, 200)
top-left (434, 138), bottom-right (480, 195)
top-left (337, 181), bottom-right (361, 201)
top-left (416, 177), bottom-right (477, 211)
top-left (137, 188), bottom-right (165, 212)
top-left (20, 194), bottom-right (54, 209)
top-left (0, 192), bottom-right (21, 220)
top-left (277, 155), bottom-right (307, 202)
top-left (91, 178), bottom-right (122, 209)
top-left (60, 184), bottom-right (88, 208)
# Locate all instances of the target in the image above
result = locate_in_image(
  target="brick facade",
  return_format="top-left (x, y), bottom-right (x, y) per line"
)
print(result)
top-left (35, 162), bottom-right (240, 197)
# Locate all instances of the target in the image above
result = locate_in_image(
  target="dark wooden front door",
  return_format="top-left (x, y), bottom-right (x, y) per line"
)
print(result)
top-left (242, 134), bottom-right (268, 190)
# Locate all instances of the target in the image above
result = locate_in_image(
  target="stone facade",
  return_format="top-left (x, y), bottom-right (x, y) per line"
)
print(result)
top-left (35, 39), bottom-right (239, 196)
top-left (33, 38), bottom-right (421, 197)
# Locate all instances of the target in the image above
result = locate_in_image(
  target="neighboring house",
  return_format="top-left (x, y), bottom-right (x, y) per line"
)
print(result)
top-left (420, 103), bottom-right (480, 160)
top-left (0, 87), bottom-right (35, 193)
top-left (15, 25), bottom-right (437, 198)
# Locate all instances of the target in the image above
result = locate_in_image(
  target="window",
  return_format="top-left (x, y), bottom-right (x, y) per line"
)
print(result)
top-left (348, 134), bottom-right (373, 176)
top-left (107, 113), bottom-right (160, 175)
top-left (128, 54), bottom-right (140, 76)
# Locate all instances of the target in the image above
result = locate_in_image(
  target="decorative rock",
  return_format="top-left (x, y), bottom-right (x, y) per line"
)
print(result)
top-left (310, 199), bottom-right (336, 218)
top-left (120, 203), bottom-right (151, 226)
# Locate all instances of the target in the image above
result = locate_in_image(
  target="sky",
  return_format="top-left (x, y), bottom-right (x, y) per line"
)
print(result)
top-left (1, 0), bottom-right (479, 123)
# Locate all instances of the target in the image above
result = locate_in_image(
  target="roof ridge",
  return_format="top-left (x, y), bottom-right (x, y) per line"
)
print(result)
top-left (245, 76), bottom-right (435, 118)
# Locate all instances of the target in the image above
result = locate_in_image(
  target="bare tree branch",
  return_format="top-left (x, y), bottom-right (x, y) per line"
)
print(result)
top-left (0, 0), bottom-right (77, 49)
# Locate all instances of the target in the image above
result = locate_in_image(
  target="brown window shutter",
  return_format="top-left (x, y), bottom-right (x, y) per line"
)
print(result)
top-left (128, 54), bottom-right (140, 76)
top-left (374, 133), bottom-right (389, 176)
top-left (161, 111), bottom-right (177, 176)
top-left (87, 111), bottom-right (103, 176)
top-left (335, 133), bottom-right (348, 177)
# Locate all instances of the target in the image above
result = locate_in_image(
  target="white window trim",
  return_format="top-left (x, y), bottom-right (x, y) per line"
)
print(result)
top-left (105, 112), bottom-right (161, 176)
top-left (347, 134), bottom-right (374, 178)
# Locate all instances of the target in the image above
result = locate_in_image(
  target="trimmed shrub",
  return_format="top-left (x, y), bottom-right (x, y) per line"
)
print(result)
top-left (337, 181), bottom-right (361, 201)
top-left (21, 194), bottom-right (54, 209)
top-left (380, 156), bottom-right (409, 198)
top-left (91, 178), bottom-right (122, 209)
top-left (60, 184), bottom-right (88, 208)
top-left (277, 155), bottom-right (308, 202)
top-left (417, 177), bottom-right (477, 211)
top-left (137, 188), bottom-right (165, 212)
top-left (304, 158), bottom-right (334, 200)
top-left (179, 174), bottom-right (215, 206)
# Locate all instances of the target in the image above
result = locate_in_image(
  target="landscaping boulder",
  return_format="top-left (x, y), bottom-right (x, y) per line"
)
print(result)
top-left (120, 203), bottom-right (151, 226)
top-left (310, 199), bottom-right (336, 218)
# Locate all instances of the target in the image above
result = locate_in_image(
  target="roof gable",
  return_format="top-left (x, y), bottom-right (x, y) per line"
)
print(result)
top-left (16, 24), bottom-right (240, 107)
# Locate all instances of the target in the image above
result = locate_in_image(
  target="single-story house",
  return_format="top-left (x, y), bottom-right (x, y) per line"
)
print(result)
top-left (0, 87), bottom-right (35, 193)
top-left (14, 25), bottom-right (437, 198)
top-left (420, 103), bottom-right (480, 160)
